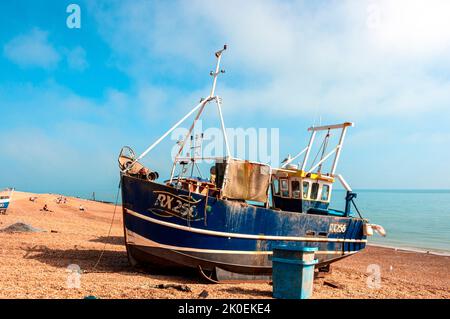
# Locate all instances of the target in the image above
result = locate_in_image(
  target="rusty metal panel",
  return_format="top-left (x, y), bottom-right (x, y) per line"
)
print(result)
top-left (222, 159), bottom-right (271, 202)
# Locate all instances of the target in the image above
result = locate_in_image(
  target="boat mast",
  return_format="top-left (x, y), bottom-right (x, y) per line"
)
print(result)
top-left (122, 45), bottom-right (231, 176)
top-left (210, 46), bottom-right (226, 97)
top-left (168, 45), bottom-right (231, 183)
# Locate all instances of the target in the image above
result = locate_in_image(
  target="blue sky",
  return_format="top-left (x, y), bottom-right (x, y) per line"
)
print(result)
top-left (1, 0), bottom-right (450, 200)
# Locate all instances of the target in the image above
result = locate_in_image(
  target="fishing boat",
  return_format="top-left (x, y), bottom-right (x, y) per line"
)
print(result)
top-left (118, 45), bottom-right (385, 282)
top-left (0, 188), bottom-right (14, 215)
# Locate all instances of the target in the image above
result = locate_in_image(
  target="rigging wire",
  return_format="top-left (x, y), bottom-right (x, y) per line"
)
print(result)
top-left (318, 129), bottom-right (331, 173)
top-left (90, 180), bottom-right (121, 272)
top-left (308, 131), bottom-right (328, 172)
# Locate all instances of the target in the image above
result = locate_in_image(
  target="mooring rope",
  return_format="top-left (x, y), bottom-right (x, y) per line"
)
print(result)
top-left (351, 198), bottom-right (364, 219)
top-left (90, 180), bottom-right (121, 272)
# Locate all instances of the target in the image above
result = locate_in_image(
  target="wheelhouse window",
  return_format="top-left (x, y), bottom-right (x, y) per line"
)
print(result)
top-left (280, 179), bottom-right (289, 197)
top-left (291, 181), bottom-right (300, 199)
top-left (302, 181), bottom-right (309, 199)
top-left (310, 182), bottom-right (319, 200)
top-left (273, 179), bottom-right (280, 195)
top-left (321, 184), bottom-right (330, 201)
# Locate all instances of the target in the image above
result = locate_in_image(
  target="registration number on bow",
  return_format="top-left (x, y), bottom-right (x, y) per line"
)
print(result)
top-left (329, 223), bottom-right (347, 233)
top-left (150, 191), bottom-right (201, 220)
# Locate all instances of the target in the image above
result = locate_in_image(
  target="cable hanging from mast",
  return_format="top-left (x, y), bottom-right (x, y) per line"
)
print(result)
top-left (309, 129), bottom-right (331, 173)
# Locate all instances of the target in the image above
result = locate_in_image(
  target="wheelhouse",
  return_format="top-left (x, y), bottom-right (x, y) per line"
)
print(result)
top-left (271, 169), bottom-right (333, 213)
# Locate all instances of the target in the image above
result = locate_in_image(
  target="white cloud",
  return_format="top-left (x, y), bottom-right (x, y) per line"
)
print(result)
top-left (88, 0), bottom-right (450, 121)
top-left (367, 0), bottom-right (450, 56)
top-left (4, 29), bottom-right (90, 72)
top-left (3, 28), bottom-right (60, 69)
top-left (0, 79), bottom-right (177, 144)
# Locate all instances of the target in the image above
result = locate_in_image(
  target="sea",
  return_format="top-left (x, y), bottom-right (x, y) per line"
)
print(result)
top-left (331, 189), bottom-right (450, 255)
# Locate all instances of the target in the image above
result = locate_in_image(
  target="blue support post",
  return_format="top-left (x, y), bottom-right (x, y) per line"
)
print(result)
top-left (271, 246), bottom-right (318, 299)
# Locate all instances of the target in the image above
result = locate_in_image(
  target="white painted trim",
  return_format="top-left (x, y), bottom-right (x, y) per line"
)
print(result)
top-left (126, 229), bottom-right (360, 255)
top-left (308, 122), bottom-right (354, 132)
top-left (336, 174), bottom-right (352, 192)
top-left (125, 210), bottom-right (367, 243)
top-left (127, 230), bottom-right (269, 254)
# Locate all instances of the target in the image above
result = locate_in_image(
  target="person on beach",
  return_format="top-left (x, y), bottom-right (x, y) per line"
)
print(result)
top-left (40, 204), bottom-right (52, 212)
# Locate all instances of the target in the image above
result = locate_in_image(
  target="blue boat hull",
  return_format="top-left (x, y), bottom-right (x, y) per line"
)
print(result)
top-left (121, 175), bottom-right (367, 277)
top-left (0, 200), bottom-right (9, 211)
